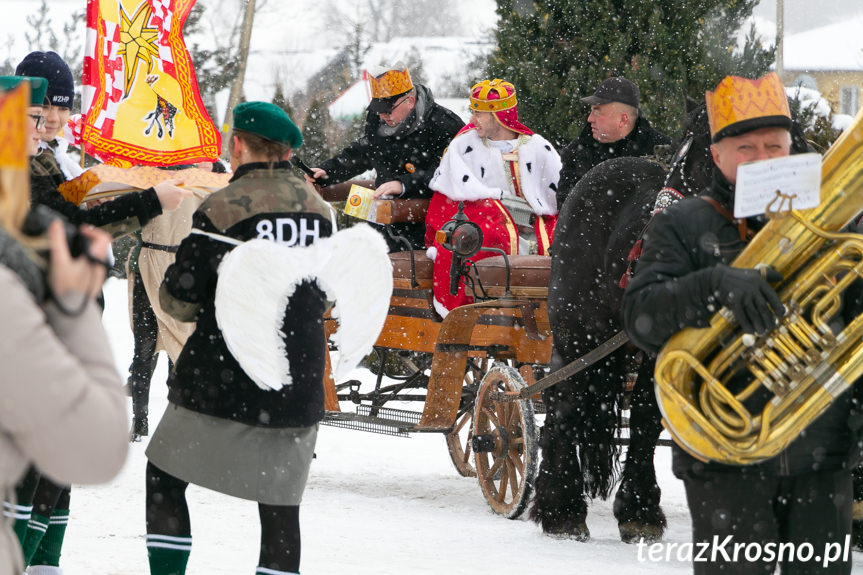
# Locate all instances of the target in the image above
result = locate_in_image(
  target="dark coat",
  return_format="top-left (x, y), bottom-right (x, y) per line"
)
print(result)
top-left (29, 153), bottom-right (163, 238)
top-left (160, 162), bottom-right (335, 428)
top-left (622, 172), bottom-right (860, 478)
top-left (319, 84), bottom-right (463, 248)
top-left (557, 115), bottom-right (671, 206)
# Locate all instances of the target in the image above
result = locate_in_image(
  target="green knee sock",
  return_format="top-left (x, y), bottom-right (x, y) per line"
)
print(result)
top-left (29, 508), bottom-right (69, 567)
top-left (3, 501), bottom-right (33, 544)
top-left (147, 534), bottom-right (192, 575)
top-left (21, 512), bottom-right (50, 564)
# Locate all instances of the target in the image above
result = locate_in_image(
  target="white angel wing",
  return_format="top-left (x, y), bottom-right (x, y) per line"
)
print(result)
top-left (215, 224), bottom-right (392, 391)
top-left (316, 225), bottom-right (393, 380)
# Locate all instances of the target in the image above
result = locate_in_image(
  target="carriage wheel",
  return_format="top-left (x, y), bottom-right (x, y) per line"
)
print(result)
top-left (472, 364), bottom-right (538, 519)
top-left (444, 358), bottom-right (488, 478)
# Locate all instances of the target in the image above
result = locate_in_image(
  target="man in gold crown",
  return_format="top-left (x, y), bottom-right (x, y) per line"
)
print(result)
top-left (306, 61), bottom-right (463, 250)
top-left (424, 78), bottom-right (561, 315)
top-left (622, 73), bottom-right (858, 574)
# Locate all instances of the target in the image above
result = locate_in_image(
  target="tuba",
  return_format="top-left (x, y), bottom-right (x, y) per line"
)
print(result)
top-left (655, 106), bottom-right (863, 465)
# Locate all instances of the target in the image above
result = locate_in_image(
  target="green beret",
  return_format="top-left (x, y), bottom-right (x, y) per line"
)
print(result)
top-left (233, 101), bottom-right (303, 148)
top-left (0, 76), bottom-right (48, 106)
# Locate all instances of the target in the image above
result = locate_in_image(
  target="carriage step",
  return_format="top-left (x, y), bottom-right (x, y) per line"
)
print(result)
top-left (322, 406), bottom-right (422, 437)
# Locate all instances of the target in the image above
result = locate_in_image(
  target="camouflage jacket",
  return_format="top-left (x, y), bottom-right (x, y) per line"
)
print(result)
top-left (160, 161), bottom-right (337, 428)
top-left (30, 151), bottom-right (162, 238)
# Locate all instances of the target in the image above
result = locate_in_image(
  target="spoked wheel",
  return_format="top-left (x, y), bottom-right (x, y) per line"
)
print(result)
top-left (472, 364), bottom-right (538, 519)
top-left (444, 357), bottom-right (488, 478)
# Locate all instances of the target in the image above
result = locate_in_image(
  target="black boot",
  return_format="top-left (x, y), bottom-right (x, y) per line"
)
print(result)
top-left (130, 415), bottom-right (149, 442)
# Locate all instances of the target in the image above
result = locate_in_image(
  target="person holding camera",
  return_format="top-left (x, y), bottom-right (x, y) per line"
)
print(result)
top-left (9, 53), bottom-right (189, 575)
top-left (0, 75), bottom-right (128, 575)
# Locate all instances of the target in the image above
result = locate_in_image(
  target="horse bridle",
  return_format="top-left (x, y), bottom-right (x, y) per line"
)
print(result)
top-left (662, 107), bottom-right (708, 197)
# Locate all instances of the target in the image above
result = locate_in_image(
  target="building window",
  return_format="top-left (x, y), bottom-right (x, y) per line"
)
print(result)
top-left (840, 86), bottom-right (859, 116)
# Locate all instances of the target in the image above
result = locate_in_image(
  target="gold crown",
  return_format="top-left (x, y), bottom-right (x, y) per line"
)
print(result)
top-left (706, 72), bottom-right (792, 141)
top-left (368, 67), bottom-right (413, 99)
top-left (469, 79), bottom-right (517, 112)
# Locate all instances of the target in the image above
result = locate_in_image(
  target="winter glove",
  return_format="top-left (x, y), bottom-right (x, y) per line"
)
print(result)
top-left (710, 264), bottom-right (785, 335)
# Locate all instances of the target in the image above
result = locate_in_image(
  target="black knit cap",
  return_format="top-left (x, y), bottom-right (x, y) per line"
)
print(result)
top-left (582, 77), bottom-right (640, 109)
top-left (15, 51), bottom-right (74, 108)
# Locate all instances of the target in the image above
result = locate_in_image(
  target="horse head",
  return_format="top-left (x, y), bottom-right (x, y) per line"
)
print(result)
top-left (655, 104), bottom-right (713, 213)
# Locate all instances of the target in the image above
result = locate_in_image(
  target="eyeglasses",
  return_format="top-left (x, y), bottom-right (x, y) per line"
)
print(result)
top-left (28, 114), bottom-right (47, 130)
top-left (381, 95), bottom-right (412, 115)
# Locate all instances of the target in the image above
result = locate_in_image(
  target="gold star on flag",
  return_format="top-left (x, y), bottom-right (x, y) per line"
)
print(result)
top-left (117, 2), bottom-right (160, 98)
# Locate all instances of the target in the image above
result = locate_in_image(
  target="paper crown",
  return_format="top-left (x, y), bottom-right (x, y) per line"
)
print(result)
top-left (368, 65), bottom-right (413, 99)
top-left (705, 72), bottom-right (792, 142)
top-left (469, 79), bottom-right (517, 112)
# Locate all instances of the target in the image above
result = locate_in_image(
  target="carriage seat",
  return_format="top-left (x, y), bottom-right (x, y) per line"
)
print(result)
top-left (390, 251), bottom-right (434, 289)
top-left (471, 255), bottom-right (551, 298)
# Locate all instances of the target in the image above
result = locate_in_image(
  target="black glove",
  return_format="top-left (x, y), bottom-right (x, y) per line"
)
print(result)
top-left (710, 264), bottom-right (785, 335)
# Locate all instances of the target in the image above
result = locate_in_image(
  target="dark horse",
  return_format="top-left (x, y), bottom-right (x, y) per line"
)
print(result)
top-left (531, 104), bottom-right (713, 542)
top-left (532, 104), bottom-right (814, 542)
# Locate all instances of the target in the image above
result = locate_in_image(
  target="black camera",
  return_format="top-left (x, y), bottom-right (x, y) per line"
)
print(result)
top-left (22, 205), bottom-right (91, 260)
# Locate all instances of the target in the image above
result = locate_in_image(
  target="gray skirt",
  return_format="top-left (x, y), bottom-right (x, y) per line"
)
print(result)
top-left (146, 404), bottom-right (317, 506)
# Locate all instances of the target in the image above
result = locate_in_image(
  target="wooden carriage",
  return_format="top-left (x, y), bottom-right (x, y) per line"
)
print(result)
top-left (319, 182), bottom-right (554, 518)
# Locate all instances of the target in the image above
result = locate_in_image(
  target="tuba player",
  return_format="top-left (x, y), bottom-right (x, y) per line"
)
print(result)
top-left (623, 73), bottom-right (861, 574)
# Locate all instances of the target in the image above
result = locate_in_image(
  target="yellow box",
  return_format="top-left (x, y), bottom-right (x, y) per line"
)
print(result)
top-left (344, 184), bottom-right (377, 222)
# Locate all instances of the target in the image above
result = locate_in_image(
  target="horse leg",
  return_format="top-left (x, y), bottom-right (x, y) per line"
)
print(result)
top-left (613, 356), bottom-right (666, 543)
top-left (531, 377), bottom-right (590, 540)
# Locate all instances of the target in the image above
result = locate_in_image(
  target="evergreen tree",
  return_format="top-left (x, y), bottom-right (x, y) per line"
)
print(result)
top-left (301, 98), bottom-right (332, 166)
top-left (788, 89), bottom-right (842, 154)
top-left (486, 1), bottom-right (774, 147)
top-left (272, 83), bottom-right (296, 121)
top-left (184, 3), bottom-right (240, 124)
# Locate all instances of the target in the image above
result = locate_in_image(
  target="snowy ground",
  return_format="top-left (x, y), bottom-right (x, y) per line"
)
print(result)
top-left (52, 278), bottom-right (863, 574)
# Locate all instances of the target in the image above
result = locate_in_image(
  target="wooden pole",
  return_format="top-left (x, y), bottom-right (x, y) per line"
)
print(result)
top-left (220, 0), bottom-right (257, 158)
top-left (776, 0), bottom-right (784, 79)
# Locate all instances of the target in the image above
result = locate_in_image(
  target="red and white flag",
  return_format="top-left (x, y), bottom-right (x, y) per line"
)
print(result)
top-left (82, 0), bottom-right (220, 167)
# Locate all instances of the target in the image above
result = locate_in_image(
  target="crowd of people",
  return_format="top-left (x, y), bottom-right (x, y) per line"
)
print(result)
top-left (0, 43), bottom-right (859, 575)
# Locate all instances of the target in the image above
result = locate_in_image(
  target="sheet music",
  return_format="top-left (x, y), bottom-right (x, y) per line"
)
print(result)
top-left (734, 153), bottom-right (821, 218)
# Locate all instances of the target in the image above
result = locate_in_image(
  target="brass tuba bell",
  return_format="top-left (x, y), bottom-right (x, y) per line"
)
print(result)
top-left (655, 106), bottom-right (863, 465)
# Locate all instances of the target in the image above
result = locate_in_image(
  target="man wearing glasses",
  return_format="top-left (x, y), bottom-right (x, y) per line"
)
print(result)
top-left (306, 61), bottom-right (463, 250)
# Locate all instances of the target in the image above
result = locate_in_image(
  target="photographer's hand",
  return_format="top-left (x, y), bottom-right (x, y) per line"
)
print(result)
top-left (154, 178), bottom-right (192, 212)
top-left (48, 221), bottom-right (111, 299)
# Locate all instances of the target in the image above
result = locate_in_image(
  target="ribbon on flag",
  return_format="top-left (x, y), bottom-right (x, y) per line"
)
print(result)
top-left (82, 0), bottom-right (220, 167)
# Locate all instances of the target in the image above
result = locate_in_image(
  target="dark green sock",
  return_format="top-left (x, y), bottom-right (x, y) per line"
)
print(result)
top-left (21, 512), bottom-right (50, 564)
top-left (147, 534), bottom-right (192, 575)
top-left (3, 501), bottom-right (33, 544)
top-left (29, 508), bottom-right (69, 566)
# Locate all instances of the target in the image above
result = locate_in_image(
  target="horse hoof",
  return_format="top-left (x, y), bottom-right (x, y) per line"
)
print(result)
top-left (618, 521), bottom-right (663, 544)
top-left (543, 520), bottom-right (590, 542)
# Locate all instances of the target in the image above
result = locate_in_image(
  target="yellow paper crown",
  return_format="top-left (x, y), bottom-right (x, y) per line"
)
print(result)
top-left (0, 82), bottom-right (29, 170)
top-left (368, 66), bottom-right (413, 99)
top-left (469, 79), bottom-right (517, 112)
top-left (705, 72), bottom-right (792, 141)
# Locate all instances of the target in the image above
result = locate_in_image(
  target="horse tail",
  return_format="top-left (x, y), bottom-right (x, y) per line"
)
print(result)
top-left (576, 349), bottom-right (625, 499)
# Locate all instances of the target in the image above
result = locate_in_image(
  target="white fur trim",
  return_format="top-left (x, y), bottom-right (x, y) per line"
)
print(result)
top-left (215, 225), bottom-right (391, 391)
top-left (432, 296), bottom-right (450, 319)
top-left (429, 130), bottom-right (560, 215)
top-left (426, 245), bottom-right (437, 261)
